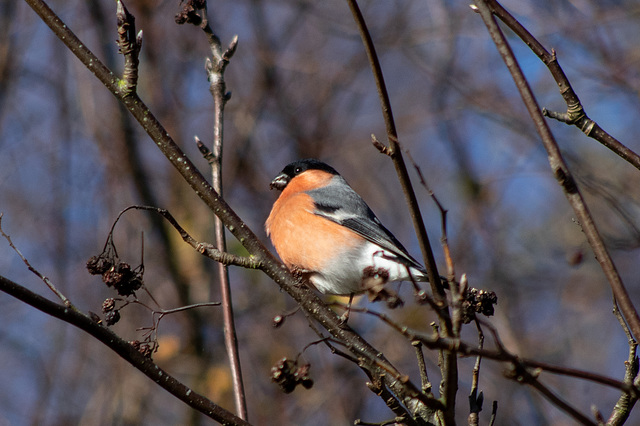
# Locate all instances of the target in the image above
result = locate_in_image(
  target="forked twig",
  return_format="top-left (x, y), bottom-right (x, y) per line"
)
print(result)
top-left (472, 0), bottom-right (640, 342)
top-left (112, 205), bottom-right (262, 269)
top-left (474, 0), bottom-right (640, 172)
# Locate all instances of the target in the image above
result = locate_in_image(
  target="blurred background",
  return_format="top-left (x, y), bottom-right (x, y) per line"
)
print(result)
top-left (1, 0), bottom-right (640, 424)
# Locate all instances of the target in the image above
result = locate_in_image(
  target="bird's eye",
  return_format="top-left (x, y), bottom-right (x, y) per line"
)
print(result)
top-left (295, 167), bottom-right (302, 173)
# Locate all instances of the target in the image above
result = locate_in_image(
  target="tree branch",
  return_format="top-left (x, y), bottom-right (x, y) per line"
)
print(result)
top-left (471, 0), bottom-right (640, 342)
top-left (112, 205), bottom-right (262, 269)
top-left (354, 305), bottom-right (630, 425)
top-left (480, 0), bottom-right (640, 172)
top-left (0, 274), bottom-right (250, 426)
top-left (115, 0), bottom-right (142, 95)
top-left (0, 214), bottom-right (74, 309)
top-left (608, 305), bottom-right (639, 425)
top-left (198, 5), bottom-right (246, 416)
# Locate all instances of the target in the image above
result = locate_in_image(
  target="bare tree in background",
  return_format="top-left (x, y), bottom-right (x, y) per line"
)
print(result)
top-left (1, 0), bottom-right (640, 425)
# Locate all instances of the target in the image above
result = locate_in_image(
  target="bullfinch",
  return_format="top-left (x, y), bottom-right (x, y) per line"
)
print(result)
top-left (265, 159), bottom-right (428, 299)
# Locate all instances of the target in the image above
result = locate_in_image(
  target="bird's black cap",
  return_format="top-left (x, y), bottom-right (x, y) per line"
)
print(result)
top-left (270, 159), bottom-right (338, 190)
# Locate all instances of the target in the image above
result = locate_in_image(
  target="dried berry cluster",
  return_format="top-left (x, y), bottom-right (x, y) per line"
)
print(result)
top-left (174, 0), bottom-right (206, 25)
top-left (362, 266), bottom-right (403, 309)
top-left (87, 254), bottom-right (143, 297)
top-left (271, 357), bottom-right (313, 394)
top-left (130, 340), bottom-right (153, 358)
top-left (101, 297), bottom-right (120, 326)
top-left (461, 288), bottom-right (498, 324)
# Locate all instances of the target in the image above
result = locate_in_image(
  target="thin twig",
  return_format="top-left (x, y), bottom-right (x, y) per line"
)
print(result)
top-left (526, 378), bottom-right (596, 426)
top-left (302, 313), bottom-right (361, 365)
top-left (412, 341), bottom-right (432, 394)
top-left (0, 214), bottom-right (74, 308)
top-left (607, 340), bottom-right (639, 425)
top-left (468, 320), bottom-right (485, 426)
top-left (115, 0), bottom-right (142, 96)
top-left (148, 301), bottom-right (222, 315)
top-left (113, 205), bottom-right (262, 269)
top-left (488, 401), bottom-right (498, 426)
top-left (181, 1), bottom-right (247, 418)
top-left (134, 299), bottom-right (222, 351)
top-left (613, 299), bottom-right (634, 342)
top-left (414, 156), bottom-right (464, 331)
top-left (607, 303), bottom-right (639, 425)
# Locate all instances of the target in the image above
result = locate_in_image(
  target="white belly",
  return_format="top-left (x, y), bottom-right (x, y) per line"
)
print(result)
top-left (308, 241), bottom-right (425, 295)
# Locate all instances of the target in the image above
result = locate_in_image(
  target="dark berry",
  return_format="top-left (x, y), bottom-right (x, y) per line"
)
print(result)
top-left (105, 310), bottom-right (120, 326)
top-left (87, 255), bottom-right (113, 275)
top-left (102, 298), bottom-right (116, 313)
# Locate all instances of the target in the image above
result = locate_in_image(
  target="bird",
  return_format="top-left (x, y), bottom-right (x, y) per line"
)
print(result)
top-left (265, 158), bottom-right (428, 302)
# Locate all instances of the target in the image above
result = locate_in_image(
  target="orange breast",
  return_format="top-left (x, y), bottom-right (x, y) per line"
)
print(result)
top-left (266, 191), bottom-right (362, 272)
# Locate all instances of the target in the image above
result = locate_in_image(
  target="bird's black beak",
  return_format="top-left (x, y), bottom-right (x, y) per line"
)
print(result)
top-left (270, 173), bottom-right (289, 191)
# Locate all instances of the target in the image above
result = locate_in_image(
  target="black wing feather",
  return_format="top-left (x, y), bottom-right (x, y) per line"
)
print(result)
top-left (308, 177), bottom-right (425, 271)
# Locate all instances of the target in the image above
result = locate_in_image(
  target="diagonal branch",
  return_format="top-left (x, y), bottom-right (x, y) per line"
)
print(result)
top-left (481, 0), bottom-right (640, 172)
top-left (0, 274), bottom-right (250, 426)
top-left (0, 214), bottom-right (74, 309)
top-left (471, 0), bottom-right (640, 342)
top-left (344, 0), bottom-right (446, 306)
top-left (113, 205), bottom-right (262, 269)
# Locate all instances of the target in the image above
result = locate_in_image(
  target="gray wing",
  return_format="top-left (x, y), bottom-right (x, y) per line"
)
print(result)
top-left (307, 176), bottom-right (425, 270)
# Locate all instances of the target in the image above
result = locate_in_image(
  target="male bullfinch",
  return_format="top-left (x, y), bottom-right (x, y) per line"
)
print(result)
top-left (265, 159), bottom-right (428, 299)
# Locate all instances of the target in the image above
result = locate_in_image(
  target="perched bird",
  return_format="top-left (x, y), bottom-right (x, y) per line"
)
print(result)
top-left (265, 159), bottom-right (428, 300)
